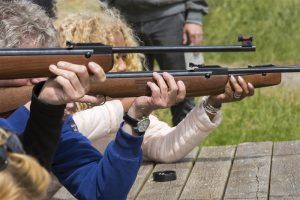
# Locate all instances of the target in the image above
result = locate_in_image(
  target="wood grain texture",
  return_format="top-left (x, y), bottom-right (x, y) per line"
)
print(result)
top-left (242, 73), bottom-right (281, 88)
top-left (90, 75), bottom-right (228, 97)
top-left (224, 142), bottom-right (273, 199)
top-left (180, 145), bottom-right (236, 200)
top-left (0, 54), bottom-right (113, 79)
top-left (270, 140), bottom-right (300, 199)
top-left (51, 187), bottom-right (75, 200)
top-left (127, 162), bottom-right (155, 200)
top-left (136, 147), bottom-right (199, 200)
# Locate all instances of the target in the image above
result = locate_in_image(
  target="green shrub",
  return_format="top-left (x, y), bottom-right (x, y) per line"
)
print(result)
top-left (204, 0), bottom-right (300, 65)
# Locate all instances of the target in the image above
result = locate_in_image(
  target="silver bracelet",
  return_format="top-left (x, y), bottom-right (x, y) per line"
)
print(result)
top-left (203, 96), bottom-right (221, 115)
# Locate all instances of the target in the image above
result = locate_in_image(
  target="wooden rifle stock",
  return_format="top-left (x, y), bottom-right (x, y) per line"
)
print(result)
top-left (241, 73), bottom-right (281, 88)
top-left (89, 73), bottom-right (281, 98)
top-left (0, 54), bottom-right (113, 79)
top-left (90, 75), bottom-right (228, 98)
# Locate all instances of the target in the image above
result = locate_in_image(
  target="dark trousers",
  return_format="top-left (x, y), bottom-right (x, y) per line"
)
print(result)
top-left (130, 13), bottom-right (195, 125)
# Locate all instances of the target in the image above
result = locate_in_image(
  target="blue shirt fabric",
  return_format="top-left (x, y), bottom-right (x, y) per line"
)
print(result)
top-left (0, 106), bottom-right (143, 200)
top-left (0, 106), bottom-right (29, 134)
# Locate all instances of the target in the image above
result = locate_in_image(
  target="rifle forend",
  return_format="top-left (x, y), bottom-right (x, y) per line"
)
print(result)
top-left (89, 65), bottom-right (288, 98)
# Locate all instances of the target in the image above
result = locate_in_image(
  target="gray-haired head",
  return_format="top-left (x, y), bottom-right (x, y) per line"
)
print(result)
top-left (0, 0), bottom-right (58, 48)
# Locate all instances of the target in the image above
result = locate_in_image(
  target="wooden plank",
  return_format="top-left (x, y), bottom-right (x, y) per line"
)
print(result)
top-left (127, 162), bottom-right (155, 200)
top-left (270, 140), bottom-right (300, 199)
top-left (224, 142), bottom-right (273, 199)
top-left (180, 145), bottom-right (236, 200)
top-left (51, 187), bottom-right (75, 200)
top-left (136, 147), bottom-right (199, 200)
top-left (47, 175), bottom-right (64, 199)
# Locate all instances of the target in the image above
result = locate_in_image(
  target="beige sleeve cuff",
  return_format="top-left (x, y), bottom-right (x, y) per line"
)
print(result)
top-left (195, 96), bottom-right (222, 131)
top-left (73, 100), bottom-right (124, 141)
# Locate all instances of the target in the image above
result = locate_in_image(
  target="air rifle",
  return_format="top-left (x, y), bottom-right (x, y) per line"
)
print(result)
top-left (0, 36), bottom-right (255, 79)
top-left (89, 64), bottom-right (300, 98)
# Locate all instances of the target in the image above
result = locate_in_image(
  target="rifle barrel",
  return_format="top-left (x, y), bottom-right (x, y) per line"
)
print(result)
top-left (228, 66), bottom-right (300, 75)
top-left (105, 65), bottom-right (300, 79)
top-left (0, 45), bottom-right (255, 56)
top-left (112, 45), bottom-right (256, 53)
top-left (106, 70), bottom-right (212, 78)
top-left (0, 48), bottom-right (92, 56)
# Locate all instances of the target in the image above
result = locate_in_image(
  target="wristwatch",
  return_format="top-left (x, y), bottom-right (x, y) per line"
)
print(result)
top-left (123, 112), bottom-right (150, 136)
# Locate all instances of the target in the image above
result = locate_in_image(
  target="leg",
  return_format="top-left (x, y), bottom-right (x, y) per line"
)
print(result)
top-left (130, 22), bottom-right (155, 70)
top-left (170, 97), bottom-right (195, 126)
top-left (142, 13), bottom-right (196, 125)
top-left (142, 13), bottom-right (186, 71)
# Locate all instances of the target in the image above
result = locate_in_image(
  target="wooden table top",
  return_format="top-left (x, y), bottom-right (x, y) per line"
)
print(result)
top-left (51, 140), bottom-right (300, 199)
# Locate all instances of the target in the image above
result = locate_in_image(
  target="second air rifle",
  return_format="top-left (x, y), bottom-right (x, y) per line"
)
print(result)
top-left (89, 64), bottom-right (300, 98)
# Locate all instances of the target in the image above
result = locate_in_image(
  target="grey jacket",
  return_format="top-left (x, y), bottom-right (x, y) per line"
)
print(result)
top-left (102, 0), bottom-right (208, 24)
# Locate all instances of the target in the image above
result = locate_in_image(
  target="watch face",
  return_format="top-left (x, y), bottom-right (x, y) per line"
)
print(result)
top-left (137, 118), bottom-right (150, 132)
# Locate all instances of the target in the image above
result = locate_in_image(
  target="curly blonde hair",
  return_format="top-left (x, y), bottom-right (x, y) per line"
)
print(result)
top-left (0, 128), bottom-right (50, 200)
top-left (55, 9), bottom-right (144, 72)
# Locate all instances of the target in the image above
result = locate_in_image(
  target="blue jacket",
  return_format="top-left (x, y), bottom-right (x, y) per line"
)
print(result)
top-left (0, 106), bottom-right (143, 200)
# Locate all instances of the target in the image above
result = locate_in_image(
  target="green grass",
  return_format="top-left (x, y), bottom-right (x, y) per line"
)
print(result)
top-left (55, 0), bottom-right (101, 19)
top-left (202, 87), bottom-right (300, 146)
top-left (204, 0), bottom-right (300, 65)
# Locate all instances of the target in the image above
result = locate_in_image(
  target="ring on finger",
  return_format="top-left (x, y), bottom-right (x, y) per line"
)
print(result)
top-left (233, 92), bottom-right (242, 99)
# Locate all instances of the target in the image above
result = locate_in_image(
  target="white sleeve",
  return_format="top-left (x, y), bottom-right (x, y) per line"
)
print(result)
top-left (142, 98), bottom-right (222, 162)
top-left (72, 100), bottom-right (124, 141)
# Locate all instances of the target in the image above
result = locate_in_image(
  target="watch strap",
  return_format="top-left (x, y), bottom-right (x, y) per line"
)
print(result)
top-left (123, 112), bottom-right (139, 127)
top-left (123, 112), bottom-right (145, 136)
